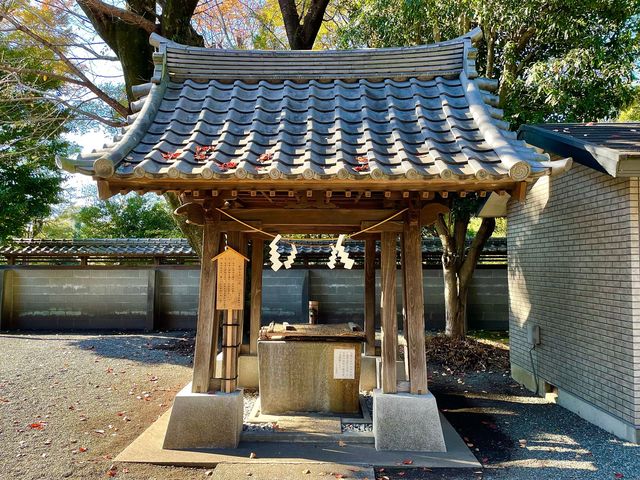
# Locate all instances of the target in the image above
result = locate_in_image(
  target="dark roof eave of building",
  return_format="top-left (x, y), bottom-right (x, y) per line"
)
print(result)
top-left (518, 124), bottom-right (625, 177)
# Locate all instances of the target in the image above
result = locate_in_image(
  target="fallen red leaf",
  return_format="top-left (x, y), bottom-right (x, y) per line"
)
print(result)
top-left (402, 459), bottom-right (413, 465)
top-left (29, 422), bottom-right (46, 430)
top-left (615, 474), bottom-right (624, 479)
top-left (79, 447), bottom-right (88, 453)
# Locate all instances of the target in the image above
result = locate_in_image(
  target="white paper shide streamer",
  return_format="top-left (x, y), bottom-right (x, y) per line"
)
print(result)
top-left (283, 244), bottom-right (297, 269)
top-left (327, 234), bottom-right (354, 269)
top-left (269, 234), bottom-right (283, 271)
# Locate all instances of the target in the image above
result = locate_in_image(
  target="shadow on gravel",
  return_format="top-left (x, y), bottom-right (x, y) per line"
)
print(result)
top-left (63, 331), bottom-right (196, 366)
top-left (375, 467), bottom-right (483, 480)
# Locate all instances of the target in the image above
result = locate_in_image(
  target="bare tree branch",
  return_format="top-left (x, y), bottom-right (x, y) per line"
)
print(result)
top-left (76, 0), bottom-right (157, 34)
top-left (2, 13), bottom-right (129, 118)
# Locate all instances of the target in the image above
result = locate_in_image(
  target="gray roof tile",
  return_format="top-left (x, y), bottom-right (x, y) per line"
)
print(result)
top-left (62, 29), bottom-right (559, 183)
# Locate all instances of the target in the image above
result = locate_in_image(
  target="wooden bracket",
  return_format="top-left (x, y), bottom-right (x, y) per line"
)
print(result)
top-left (420, 202), bottom-right (449, 227)
top-left (174, 202), bottom-right (205, 226)
top-left (512, 182), bottom-right (527, 203)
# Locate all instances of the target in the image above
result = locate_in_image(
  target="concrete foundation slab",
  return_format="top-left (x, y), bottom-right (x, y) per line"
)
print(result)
top-left (116, 407), bottom-right (479, 468)
top-left (163, 383), bottom-right (243, 450)
top-left (209, 463), bottom-right (375, 480)
top-left (373, 389), bottom-right (446, 452)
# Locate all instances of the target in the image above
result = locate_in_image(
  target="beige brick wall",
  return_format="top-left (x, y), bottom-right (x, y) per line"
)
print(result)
top-left (508, 163), bottom-right (640, 427)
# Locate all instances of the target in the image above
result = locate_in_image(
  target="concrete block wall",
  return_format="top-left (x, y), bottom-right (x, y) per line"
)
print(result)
top-left (262, 270), bottom-right (309, 323)
top-left (508, 163), bottom-right (640, 438)
top-left (4, 268), bottom-right (148, 329)
top-left (0, 265), bottom-right (508, 332)
top-left (310, 268), bottom-right (506, 331)
top-left (156, 268), bottom-right (200, 330)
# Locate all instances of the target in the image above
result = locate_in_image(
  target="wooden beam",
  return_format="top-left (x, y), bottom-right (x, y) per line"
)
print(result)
top-left (355, 220), bottom-right (403, 235)
top-left (192, 220), bottom-right (221, 393)
top-left (249, 239), bottom-right (264, 355)
top-left (513, 181), bottom-right (527, 202)
top-left (97, 180), bottom-right (116, 200)
top-left (403, 212), bottom-right (428, 394)
top-left (225, 208), bottom-right (401, 228)
top-left (364, 238), bottom-right (376, 356)
top-left (380, 231), bottom-right (398, 394)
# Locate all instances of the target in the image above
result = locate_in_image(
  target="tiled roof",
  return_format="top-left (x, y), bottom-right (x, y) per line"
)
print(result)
top-left (0, 239), bottom-right (194, 258)
top-left (59, 29), bottom-right (563, 185)
top-left (0, 237), bottom-right (506, 258)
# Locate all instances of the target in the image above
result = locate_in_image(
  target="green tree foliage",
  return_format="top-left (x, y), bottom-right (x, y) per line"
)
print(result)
top-left (73, 194), bottom-right (182, 239)
top-left (0, 37), bottom-right (71, 242)
top-left (338, 0), bottom-right (640, 335)
top-left (338, 0), bottom-right (640, 125)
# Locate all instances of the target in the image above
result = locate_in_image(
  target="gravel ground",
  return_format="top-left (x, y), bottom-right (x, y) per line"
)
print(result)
top-left (0, 332), bottom-right (201, 480)
top-left (1, 333), bottom-right (639, 480)
top-left (378, 369), bottom-right (640, 480)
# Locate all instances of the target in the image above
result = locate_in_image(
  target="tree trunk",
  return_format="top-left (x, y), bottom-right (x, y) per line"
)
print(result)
top-left (435, 210), bottom-right (496, 339)
top-left (278, 0), bottom-right (330, 50)
top-left (164, 192), bottom-right (203, 257)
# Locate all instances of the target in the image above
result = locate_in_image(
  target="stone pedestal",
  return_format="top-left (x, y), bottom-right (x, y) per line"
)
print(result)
top-left (373, 389), bottom-right (446, 452)
top-left (259, 340), bottom-right (361, 414)
top-left (163, 383), bottom-right (243, 450)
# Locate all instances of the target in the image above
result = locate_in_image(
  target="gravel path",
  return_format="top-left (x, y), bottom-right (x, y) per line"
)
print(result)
top-left (0, 332), bottom-right (200, 479)
top-left (1, 333), bottom-right (638, 480)
top-left (378, 369), bottom-right (640, 480)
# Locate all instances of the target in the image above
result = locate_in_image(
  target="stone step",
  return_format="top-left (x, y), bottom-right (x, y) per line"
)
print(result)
top-left (240, 431), bottom-right (374, 444)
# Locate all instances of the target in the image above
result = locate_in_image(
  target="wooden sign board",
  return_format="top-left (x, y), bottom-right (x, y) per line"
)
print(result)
top-left (213, 247), bottom-right (249, 311)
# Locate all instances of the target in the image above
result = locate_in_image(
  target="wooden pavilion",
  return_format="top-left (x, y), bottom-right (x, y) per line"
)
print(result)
top-left (60, 28), bottom-right (569, 451)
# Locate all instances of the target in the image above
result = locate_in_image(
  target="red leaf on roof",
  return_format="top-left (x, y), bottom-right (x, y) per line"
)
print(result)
top-left (195, 145), bottom-right (212, 154)
top-left (355, 156), bottom-right (369, 164)
top-left (354, 165), bottom-right (369, 172)
top-left (161, 151), bottom-right (180, 160)
top-left (258, 153), bottom-right (274, 162)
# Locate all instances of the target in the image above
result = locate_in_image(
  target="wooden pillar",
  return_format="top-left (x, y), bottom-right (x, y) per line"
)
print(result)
top-left (0, 269), bottom-right (15, 331)
top-left (222, 309), bottom-right (238, 392)
top-left (249, 238), bottom-right (264, 355)
top-left (191, 220), bottom-right (221, 393)
top-left (380, 231), bottom-right (398, 394)
top-left (364, 237), bottom-right (376, 356)
top-left (403, 209), bottom-right (428, 394)
top-left (400, 234), bottom-right (410, 382)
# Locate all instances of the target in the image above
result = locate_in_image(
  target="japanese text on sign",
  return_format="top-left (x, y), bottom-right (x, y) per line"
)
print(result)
top-left (333, 348), bottom-right (355, 379)
top-left (215, 252), bottom-right (245, 310)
